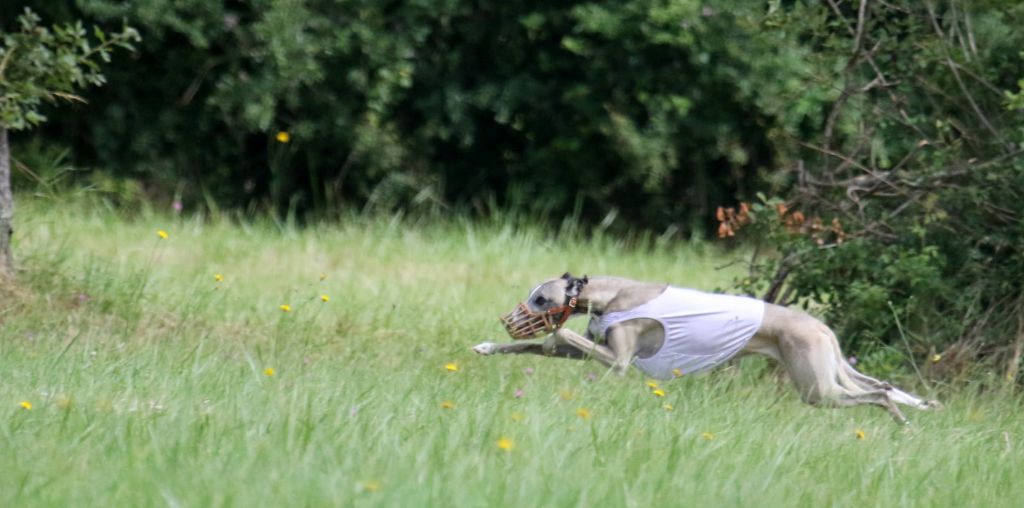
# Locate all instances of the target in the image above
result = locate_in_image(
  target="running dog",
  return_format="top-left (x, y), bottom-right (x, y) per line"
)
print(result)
top-left (474, 273), bottom-right (939, 424)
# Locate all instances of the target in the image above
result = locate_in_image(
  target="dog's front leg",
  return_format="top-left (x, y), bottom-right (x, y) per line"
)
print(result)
top-left (473, 341), bottom-right (545, 356)
top-left (604, 325), bottom-right (640, 376)
top-left (474, 340), bottom-right (586, 359)
top-left (552, 328), bottom-right (618, 368)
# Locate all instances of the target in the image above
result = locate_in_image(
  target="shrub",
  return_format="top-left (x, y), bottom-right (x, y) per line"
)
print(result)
top-left (6, 0), bottom-right (820, 231)
top-left (724, 1), bottom-right (1024, 383)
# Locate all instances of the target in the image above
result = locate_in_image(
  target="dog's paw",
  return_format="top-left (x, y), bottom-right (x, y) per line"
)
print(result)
top-left (473, 342), bottom-right (498, 356)
top-left (921, 399), bottom-right (944, 410)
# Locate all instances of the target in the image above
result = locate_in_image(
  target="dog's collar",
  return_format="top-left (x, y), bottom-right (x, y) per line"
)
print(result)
top-left (567, 296), bottom-right (596, 315)
top-left (564, 276), bottom-right (589, 309)
top-left (562, 292), bottom-right (577, 308)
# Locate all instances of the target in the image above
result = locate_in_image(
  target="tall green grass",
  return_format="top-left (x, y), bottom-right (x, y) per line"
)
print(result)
top-left (1, 196), bottom-right (1021, 507)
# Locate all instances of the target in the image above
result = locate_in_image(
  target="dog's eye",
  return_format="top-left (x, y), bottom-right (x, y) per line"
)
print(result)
top-left (533, 296), bottom-right (547, 306)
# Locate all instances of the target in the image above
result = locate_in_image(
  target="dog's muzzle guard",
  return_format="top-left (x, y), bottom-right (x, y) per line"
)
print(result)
top-left (500, 297), bottom-right (578, 339)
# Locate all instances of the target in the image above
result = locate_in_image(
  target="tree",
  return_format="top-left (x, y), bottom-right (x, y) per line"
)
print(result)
top-left (0, 8), bottom-right (138, 278)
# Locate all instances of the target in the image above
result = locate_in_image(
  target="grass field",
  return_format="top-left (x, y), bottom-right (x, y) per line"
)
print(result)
top-left (1, 196), bottom-right (1022, 507)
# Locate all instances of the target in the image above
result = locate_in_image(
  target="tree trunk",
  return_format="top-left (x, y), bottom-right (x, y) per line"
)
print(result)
top-left (1007, 301), bottom-right (1024, 391)
top-left (0, 127), bottom-right (13, 279)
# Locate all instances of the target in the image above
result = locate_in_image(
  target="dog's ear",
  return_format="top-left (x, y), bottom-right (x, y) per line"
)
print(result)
top-left (561, 272), bottom-right (573, 280)
top-left (566, 276), bottom-right (587, 297)
top-left (581, 275), bottom-right (589, 284)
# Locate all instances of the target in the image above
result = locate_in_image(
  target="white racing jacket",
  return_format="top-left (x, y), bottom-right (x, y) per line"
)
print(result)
top-left (598, 287), bottom-right (765, 380)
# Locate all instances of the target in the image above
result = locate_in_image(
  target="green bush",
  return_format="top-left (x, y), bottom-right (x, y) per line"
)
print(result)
top-left (724, 1), bottom-right (1024, 383)
top-left (4, 0), bottom-right (820, 230)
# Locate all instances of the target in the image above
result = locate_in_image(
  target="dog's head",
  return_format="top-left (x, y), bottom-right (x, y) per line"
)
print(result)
top-left (500, 272), bottom-right (588, 339)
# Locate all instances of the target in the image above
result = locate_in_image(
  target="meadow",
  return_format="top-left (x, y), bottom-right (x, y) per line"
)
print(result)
top-left (1, 195), bottom-right (1022, 507)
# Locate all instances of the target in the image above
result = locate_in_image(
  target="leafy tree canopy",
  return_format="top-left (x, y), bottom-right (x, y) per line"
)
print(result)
top-left (0, 8), bottom-right (139, 130)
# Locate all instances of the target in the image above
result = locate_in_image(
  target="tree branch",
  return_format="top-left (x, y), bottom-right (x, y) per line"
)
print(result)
top-left (924, 1), bottom-right (1007, 151)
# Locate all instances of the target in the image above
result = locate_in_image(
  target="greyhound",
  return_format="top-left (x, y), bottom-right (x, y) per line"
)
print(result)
top-left (474, 273), bottom-right (939, 424)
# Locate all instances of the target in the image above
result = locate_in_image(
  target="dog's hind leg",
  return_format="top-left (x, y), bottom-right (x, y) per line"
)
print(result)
top-left (821, 325), bottom-right (939, 410)
top-left (774, 317), bottom-right (908, 423)
top-left (817, 324), bottom-right (889, 392)
top-left (840, 362), bottom-right (891, 391)
top-left (774, 319), bottom-right (845, 404)
top-left (833, 390), bottom-right (909, 425)
top-left (840, 361), bottom-right (938, 408)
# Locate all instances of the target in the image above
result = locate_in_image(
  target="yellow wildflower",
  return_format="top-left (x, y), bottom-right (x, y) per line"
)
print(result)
top-left (646, 381), bottom-right (659, 389)
top-left (157, 230), bottom-right (169, 239)
top-left (214, 274), bottom-right (224, 282)
top-left (440, 400), bottom-right (455, 409)
top-left (701, 432), bottom-right (716, 441)
top-left (652, 388), bottom-right (666, 397)
top-left (445, 362), bottom-right (459, 372)
top-left (496, 437), bottom-right (514, 451)
top-left (576, 407), bottom-right (591, 420)
top-left (319, 273), bottom-right (327, 281)
top-left (672, 368), bottom-right (683, 377)
top-left (264, 367), bottom-right (276, 377)
top-left (558, 389), bottom-right (575, 401)
top-left (276, 131), bottom-right (291, 143)
top-left (362, 480), bottom-right (381, 492)
top-left (279, 304), bottom-right (292, 313)
top-left (320, 294), bottom-right (329, 302)
top-left (663, 404), bottom-right (674, 412)
top-left (855, 429), bottom-right (866, 440)
top-left (19, 401), bottom-right (32, 410)
top-left (931, 354), bottom-right (942, 363)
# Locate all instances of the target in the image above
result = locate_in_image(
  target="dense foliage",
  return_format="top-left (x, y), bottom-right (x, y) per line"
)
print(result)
top-left (719, 1), bottom-right (1024, 381)
top-left (0, 9), bottom-right (137, 131)
top-left (3, 0), bottom-right (820, 229)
